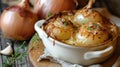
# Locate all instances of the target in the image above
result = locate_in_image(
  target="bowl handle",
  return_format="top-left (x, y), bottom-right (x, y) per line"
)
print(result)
top-left (34, 20), bottom-right (45, 38)
top-left (84, 46), bottom-right (113, 60)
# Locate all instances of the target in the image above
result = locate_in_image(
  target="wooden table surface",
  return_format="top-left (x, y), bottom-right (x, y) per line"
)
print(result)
top-left (0, 0), bottom-right (120, 67)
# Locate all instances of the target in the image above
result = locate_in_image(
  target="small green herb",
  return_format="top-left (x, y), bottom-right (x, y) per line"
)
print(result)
top-left (93, 23), bottom-right (99, 27)
top-left (87, 23), bottom-right (99, 31)
top-left (29, 45), bottom-right (34, 50)
top-left (3, 41), bottom-right (28, 67)
top-left (32, 33), bottom-right (39, 43)
top-left (87, 26), bottom-right (93, 30)
top-left (46, 12), bottom-right (53, 18)
top-left (29, 33), bottom-right (39, 50)
top-left (63, 22), bottom-right (69, 26)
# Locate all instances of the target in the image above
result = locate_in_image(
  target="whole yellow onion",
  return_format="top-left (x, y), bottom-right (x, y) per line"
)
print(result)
top-left (0, 0), bottom-right (38, 41)
top-left (34, 0), bottom-right (76, 19)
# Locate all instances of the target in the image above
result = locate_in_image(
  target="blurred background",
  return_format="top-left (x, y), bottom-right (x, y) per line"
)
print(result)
top-left (0, 0), bottom-right (120, 17)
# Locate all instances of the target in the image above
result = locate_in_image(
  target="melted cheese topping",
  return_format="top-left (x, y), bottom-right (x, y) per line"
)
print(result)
top-left (72, 9), bottom-right (103, 27)
top-left (44, 9), bottom-right (117, 47)
top-left (75, 23), bottom-right (109, 46)
top-left (44, 17), bottom-right (74, 40)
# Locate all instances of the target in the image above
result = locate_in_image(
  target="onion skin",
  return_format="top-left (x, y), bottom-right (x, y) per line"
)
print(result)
top-left (34, 0), bottom-right (76, 19)
top-left (0, 0), bottom-right (38, 41)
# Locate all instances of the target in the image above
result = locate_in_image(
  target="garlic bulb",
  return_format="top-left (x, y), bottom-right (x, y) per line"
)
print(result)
top-left (0, 43), bottom-right (13, 55)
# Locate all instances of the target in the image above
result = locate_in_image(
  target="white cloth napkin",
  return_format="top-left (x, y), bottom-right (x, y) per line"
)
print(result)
top-left (37, 48), bottom-right (103, 67)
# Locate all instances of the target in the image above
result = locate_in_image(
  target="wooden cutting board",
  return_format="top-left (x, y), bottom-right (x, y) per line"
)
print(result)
top-left (28, 34), bottom-right (120, 67)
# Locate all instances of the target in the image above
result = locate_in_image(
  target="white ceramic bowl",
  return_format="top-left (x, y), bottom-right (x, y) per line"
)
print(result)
top-left (35, 20), bottom-right (119, 65)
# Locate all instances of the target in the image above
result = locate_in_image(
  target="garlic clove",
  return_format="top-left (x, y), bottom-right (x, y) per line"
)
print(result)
top-left (0, 43), bottom-right (13, 55)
